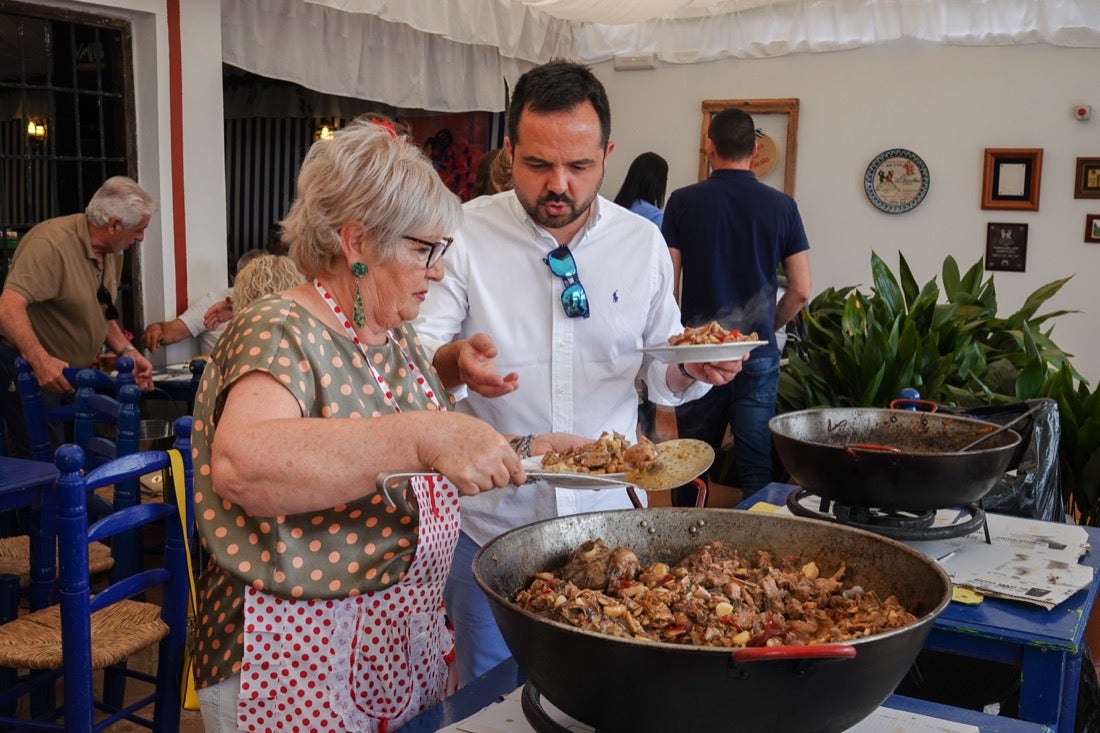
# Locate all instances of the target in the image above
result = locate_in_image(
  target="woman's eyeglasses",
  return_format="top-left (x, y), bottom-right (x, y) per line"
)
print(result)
top-left (403, 235), bottom-right (453, 268)
top-left (97, 285), bottom-right (120, 320)
top-left (544, 245), bottom-right (590, 319)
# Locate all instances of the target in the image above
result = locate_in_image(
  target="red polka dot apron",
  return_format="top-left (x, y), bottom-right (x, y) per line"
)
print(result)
top-left (237, 474), bottom-right (460, 732)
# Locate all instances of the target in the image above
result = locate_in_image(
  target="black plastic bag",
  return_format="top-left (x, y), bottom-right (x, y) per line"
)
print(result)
top-left (946, 398), bottom-right (1064, 523)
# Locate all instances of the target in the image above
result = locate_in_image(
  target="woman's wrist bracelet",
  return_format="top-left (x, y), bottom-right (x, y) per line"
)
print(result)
top-left (509, 434), bottom-right (534, 459)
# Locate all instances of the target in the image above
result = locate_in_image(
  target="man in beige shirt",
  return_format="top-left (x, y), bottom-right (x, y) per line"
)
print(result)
top-left (0, 176), bottom-right (156, 457)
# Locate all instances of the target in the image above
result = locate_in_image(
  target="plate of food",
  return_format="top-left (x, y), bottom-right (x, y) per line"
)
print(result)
top-left (523, 432), bottom-right (714, 492)
top-left (641, 321), bottom-right (766, 364)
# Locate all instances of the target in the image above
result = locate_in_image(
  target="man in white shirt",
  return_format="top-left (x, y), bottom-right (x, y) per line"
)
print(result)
top-left (415, 59), bottom-right (743, 685)
top-left (141, 287), bottom-right (230, 354)
top-left (140, 249), bottom-right (264, 355)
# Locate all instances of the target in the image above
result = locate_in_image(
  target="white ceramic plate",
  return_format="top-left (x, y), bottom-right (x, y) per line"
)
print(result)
top-left (640, 340), bottom-right (767, 364)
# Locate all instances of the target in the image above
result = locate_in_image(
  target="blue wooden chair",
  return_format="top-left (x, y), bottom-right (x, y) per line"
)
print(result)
top-left (0, 417), bottom-right (193, 733)
top-left (0, 367), bottom-right (144, 599)
top-left (15, 356), bottom-right (136, 463)
top-left (3, 370), bottom-right (143, 712)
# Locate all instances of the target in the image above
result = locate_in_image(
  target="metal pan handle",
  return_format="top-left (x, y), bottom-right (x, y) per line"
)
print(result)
top-left (375, 471), bottom-right (435, 509)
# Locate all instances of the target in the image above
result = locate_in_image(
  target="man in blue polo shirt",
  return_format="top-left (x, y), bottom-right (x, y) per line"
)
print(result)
top-left (662, 107), bottom-right (813, 503)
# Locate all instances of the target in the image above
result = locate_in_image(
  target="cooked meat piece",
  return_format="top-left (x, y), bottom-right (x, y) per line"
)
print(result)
top-left (559, 539), bottom-right (640, 592)
top-left (622, 439), bottom-right (658, 470)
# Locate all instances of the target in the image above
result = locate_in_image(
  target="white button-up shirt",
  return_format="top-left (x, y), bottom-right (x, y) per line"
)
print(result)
top-left (415, 192), bottom-right (709, 546)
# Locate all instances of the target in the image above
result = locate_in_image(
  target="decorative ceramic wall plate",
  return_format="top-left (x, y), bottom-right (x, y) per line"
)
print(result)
top-left (864, 148), bottom-right (930, 214)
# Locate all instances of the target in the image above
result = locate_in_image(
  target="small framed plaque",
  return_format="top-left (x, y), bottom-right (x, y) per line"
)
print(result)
top-left (985, 223), bottom-right (1028, 272)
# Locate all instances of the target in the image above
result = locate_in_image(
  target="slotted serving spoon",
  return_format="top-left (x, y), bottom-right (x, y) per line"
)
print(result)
top-left (375, 438), bottom-right (715, 508)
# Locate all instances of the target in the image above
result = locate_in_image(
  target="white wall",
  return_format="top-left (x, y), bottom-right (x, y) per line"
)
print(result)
top-left (596, 39), bottom-right (1100, 388)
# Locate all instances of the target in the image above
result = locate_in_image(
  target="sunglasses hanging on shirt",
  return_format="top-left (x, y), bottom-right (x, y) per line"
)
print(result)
top-left (544, 245), bottom-right (590, 319)
top-left (97, 285), bottom-right (120, 320)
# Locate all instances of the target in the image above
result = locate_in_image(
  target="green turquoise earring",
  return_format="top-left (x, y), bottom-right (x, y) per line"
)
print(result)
top-left (351, 261), bottom-right (367, 328)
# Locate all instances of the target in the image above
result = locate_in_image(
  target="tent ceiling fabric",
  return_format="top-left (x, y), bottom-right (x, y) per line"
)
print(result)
top-left (225, 0), bottom-right (1100, 112)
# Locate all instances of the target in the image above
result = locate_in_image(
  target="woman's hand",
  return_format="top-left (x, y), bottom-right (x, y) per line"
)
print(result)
top-left (419, 412), bottom-right (526, 495)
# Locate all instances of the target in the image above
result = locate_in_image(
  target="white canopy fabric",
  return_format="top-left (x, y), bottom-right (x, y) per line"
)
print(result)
top-left (221, 0), bottom-right (1100, 112)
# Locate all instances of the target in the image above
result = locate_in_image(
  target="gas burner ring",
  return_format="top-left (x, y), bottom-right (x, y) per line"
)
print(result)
top-left (786, 488), bottom-right (986, 541)
top-left (522, 682), bottom-right (602, 733)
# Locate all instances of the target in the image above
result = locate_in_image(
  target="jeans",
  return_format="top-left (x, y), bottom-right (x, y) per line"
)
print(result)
top-left (673, 354), bottom-right (781, 505)
top-left (443, 531), bottom-right (512, 687)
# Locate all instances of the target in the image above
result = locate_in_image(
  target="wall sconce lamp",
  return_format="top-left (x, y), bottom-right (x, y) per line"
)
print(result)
top-left (313, 121), bottom-right (337, 142)
top-left (26, 119), bottom-right (46, 141)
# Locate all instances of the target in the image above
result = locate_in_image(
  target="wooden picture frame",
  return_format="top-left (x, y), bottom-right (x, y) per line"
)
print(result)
top-left (1075, 158), bottom-right (1100, 199)
top-left (985, 223), bottom-right (1029, 272)
top-left (699, 99), bottom-right (799, 196)
top-left (1086, 214), bottom-right (1100, 244)
top-left (981, 148), bottom-right (1043, 211)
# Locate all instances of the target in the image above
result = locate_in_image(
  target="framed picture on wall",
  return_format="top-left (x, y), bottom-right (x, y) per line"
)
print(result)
top-left (1075, 158), bottom-right (1100, 199)
top-left (981, 148), bottom-right (1043, 211)
top-left (1086, 214), bottom-right (1100, 244)
top-left (699, 99), bottom-right (799, 196)
top-left (985, 223), bottom-right (1028, 272)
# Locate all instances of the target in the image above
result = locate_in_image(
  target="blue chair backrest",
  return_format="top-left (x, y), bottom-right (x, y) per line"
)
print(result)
top-left (74, 373), bottom-right (141, 470)
top-left (51, 416), bottom-right (192, 730)
top-left (15, 358), bottom-right (54, 462)
top-left (61, 356), bottom-right (135, 394)
top-left (15, 356), bottom-right (137, 462)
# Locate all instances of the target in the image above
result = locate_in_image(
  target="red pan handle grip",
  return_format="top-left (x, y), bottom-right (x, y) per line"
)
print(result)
top-left (889, 398), bottom-right (939, 412)
top-left (730, 644), bottom-right (857, 663)
top-left (844, 443), bottom-right (902, 457)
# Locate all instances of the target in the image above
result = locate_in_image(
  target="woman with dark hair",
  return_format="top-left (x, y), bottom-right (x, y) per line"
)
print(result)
top-left (613, 151), bottom-right (669, 228)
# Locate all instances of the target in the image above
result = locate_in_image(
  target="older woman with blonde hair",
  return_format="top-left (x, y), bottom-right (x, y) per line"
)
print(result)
top-left (230, 252), bottom-right (305, 309)
top-left (191, 118), bottom-right (531, 733)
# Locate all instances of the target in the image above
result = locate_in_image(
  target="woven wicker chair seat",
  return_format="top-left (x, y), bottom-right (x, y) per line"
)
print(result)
top-left (0, 599), bottom-right (167, 670)
top-left (0, 536), bottom-right (113, 588)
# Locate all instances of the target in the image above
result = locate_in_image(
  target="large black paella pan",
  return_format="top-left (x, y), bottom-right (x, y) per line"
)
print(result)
top-left (473, 508), bottom-right (951, 733)
top-left (769, 407), bottom-right (1022, 511)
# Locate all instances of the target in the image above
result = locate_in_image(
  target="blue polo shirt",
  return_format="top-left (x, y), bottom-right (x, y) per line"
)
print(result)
top-left (662, 169), bottom-right (809, 360)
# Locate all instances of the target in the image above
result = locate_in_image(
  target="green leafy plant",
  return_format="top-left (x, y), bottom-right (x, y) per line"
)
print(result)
top-left (1045, 364), bottom-right (1100, 525)
top-left (778, 252), bottom-right (1076, 411)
